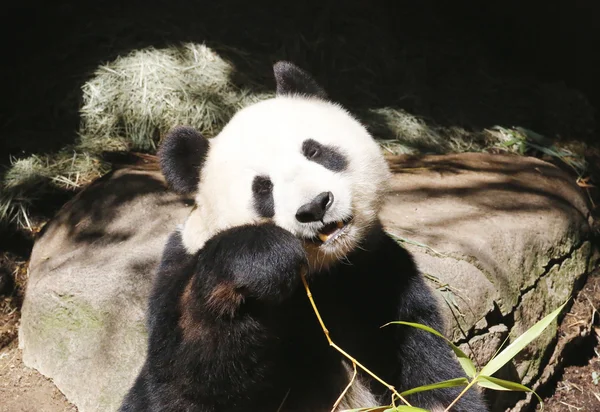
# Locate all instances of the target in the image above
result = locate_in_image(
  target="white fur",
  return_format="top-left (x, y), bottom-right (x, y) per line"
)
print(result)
top-left (332, 363), bottom-right (447, 412)
top-left (181, 95), bottom-right (391, 271)
top-left (334, 362), bottom-right (380, 411)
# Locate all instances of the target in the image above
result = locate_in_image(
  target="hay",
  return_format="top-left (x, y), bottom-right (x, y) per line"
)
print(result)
top-left (79, 43), bottom-right (271, 152)
top-left (358, 107), bottom-right (496, 156)
top-left (1, 151), bottom-right (110, 228)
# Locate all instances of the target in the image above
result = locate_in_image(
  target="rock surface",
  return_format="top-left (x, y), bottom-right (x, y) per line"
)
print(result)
top-left (19, 153), bottom-right (597, 412)
top-left (19, 166), bottom-right (193, 412)
top-left (380, 153), bottom-right (597, 411)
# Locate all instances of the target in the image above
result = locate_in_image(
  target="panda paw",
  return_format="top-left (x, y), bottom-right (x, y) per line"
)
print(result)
top-left (200, 223), bottom-right (308, 305)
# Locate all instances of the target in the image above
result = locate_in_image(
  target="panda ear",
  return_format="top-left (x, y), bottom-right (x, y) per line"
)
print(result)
top-left (158, 126), bottom-right (210, 195)
top-left (273, 61), bottom-right (328, 99)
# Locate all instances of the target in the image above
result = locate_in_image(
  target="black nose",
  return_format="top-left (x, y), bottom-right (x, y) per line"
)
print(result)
top-left (295, 191), bottom-right (334, 223)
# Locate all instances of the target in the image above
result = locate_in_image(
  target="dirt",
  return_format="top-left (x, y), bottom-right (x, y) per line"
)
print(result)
top-left (542, 338), bottom-right (600, 411)
top-left (0, 340), bottom-right (76, 412)
top-left (0, 253), bottom-right (27, 349)
top-left (539, 273), bottom-right (600, 412)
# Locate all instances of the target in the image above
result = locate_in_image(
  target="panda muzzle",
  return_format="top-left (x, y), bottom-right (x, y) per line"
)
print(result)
top-left (316, 220), bottom-right (348, 243)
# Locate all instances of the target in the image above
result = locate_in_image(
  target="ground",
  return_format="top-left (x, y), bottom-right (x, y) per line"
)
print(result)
top-left (0, 340), bottom-right (76, 412)
top-left (543, 339), bottom-right (600, 412)
top-left (540, 273), bottom-right (600, 411)
top-left (1, 246), bottom-right (599, 411)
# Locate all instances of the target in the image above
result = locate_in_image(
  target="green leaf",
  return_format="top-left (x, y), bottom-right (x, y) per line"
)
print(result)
top-left (476, 375), bottom-right (543, 410)
top-left (479, 302), bottom-right (567, 377)
top-left (400, 377), bottom-right (469, 397)
top-left (383, 321), bottom-right (476, 378)
top-left (499, 137), bottom-right (522, 147)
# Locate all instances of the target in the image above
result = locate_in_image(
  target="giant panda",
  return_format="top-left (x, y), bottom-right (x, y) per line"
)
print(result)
top-left (119, 61), bottom-right (489, 412)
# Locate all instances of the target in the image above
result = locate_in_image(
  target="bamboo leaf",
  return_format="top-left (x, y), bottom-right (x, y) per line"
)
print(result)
top-left (476, 375), bottom-right (543, 410)
top-left (400, 377), bottom-right (469, 396)
top-left (383, 321), bottom-right (476, 378)
top-left (499, 137), bottom-right (522, 147)
top-left (479, 302), bottom-right (567, 377)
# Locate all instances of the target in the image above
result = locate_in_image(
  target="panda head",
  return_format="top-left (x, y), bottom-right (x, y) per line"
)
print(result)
top-left (159, 61), bottom-right (391, 272)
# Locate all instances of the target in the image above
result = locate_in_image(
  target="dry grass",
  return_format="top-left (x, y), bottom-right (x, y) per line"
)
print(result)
top-left (1, 151), bottom-right (109, 228)
top-left (363, 107), bottom-right (496, 155)
top-left (79, 43), bottom-right (271, 152)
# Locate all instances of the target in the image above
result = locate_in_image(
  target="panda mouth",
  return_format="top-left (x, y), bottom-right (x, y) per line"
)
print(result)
top-left (314, 217), bottom-right (353, 245)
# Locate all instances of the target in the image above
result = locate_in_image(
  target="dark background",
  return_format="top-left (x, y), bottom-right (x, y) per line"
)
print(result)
top-left (0, 0), bottom-right (598, 157)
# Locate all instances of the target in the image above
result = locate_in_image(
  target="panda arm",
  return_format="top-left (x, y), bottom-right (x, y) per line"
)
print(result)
top-left (196, 223), bottom-right (308, 312)
top-left (372, 234), bottom-right (488, 411)
top-left (139, 224), bottom-right (307, 410)
top-left (391, 277), bottom-right (488, 411)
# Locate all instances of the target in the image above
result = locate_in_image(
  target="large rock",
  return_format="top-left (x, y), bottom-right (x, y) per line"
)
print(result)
top-left (19, 154), bottom-right (597, 412)
top-left (19, 166), bottom-right (193, 412)
top-left (380, 153), bottom-right (597, 411)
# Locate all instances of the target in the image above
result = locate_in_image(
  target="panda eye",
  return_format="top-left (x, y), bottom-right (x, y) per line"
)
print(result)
top-left (307, 147), bottom-right (320, 158)
top-left (302, 139), bottom-right (348, 172)
top-left (302, 140), bottom-right (321, 159)
top-left (252, 176), bottom-right (273, 195)
top-left (252, 175), bottom-right (275, 218)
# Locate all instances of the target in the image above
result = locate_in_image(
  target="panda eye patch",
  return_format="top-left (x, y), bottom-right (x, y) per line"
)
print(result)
top-left (252, 175), bottom-right (275, 218)
top-left (253, 176), bottom-right (273, 194)
top-left (302, 139), bottom-right (348, 172)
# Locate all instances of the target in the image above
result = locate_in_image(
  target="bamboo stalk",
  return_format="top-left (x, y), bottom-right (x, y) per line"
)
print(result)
top-left (300, 272), bottom-right (412, 408)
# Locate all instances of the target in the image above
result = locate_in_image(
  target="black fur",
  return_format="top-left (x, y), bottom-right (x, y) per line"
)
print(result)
top-left (121, 223), bottom-right (488, 412)
top-left (158, 126), bottom-right (210, 194)
top-left (252, 175), bottom-right (275, 218)
top-left (120, 224), bottom-right (307, 412)
top-left (274, 61), bottom-right (328, 99)
top-left (302, 138), bottom-right (348, 172)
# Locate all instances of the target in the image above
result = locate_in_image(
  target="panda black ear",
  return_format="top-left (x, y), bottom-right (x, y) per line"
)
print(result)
top-left (158, 126), bottom-right (210, 195)
top-left (273, 61), bottom-right (328, 99)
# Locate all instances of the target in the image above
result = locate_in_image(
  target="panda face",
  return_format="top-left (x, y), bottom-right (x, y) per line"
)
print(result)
top-left (162, 62), bottom-right (391, 272)
top-left (179, 96), bottom-right (390, 271)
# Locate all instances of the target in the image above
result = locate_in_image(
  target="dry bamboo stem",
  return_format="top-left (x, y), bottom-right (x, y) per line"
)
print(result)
top-left (299, 272), bottom-right (412, 409)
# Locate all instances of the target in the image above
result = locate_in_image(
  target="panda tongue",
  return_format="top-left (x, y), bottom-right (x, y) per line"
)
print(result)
top-left (317, 221), bottom-right (344, 243)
